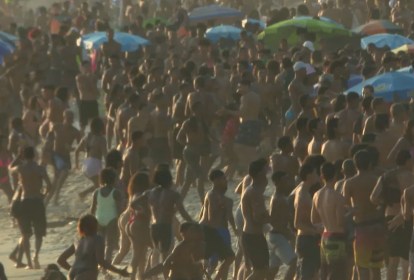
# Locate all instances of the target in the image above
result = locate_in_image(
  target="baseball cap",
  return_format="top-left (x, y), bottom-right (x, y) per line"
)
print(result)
top-left (303, 41), bottom-right (315, 52)
top-left (293, 61), bottom-right (307, 72)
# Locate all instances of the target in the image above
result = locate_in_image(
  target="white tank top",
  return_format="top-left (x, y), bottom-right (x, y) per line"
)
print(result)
top-left (96, 189), bottom-right (118, 227)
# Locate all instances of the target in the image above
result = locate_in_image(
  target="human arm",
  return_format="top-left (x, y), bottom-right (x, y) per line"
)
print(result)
top-left (387, 138), bottom-right (407, 166)
top-left (176, 193), bottom-right (193, 222)
top-left (57, 244), bottom-right (75, 271)
top-left (41, 166), bottom-right (53, 197)
top-left (74, 136), bottom-right (86, 169)
top-left (176, 121), bottom-right (187, 146)
top-left (90, 190), bottom-right (98, 215)
top-left (227, 199), bottom-right (237, 235)
top-left (370, 177), bottom-right (384, 206)
top-left (56, 244), bottom-right (75, 270)
top-left (310, 195), bottom-right (321, 225)
top-left (95, 236), bottom-right (129, 277)
top-left (402, 188), bottom-right (413, 221)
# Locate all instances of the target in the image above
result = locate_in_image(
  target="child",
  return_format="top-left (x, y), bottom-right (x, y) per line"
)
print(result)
top-left (90, 168), bottom-right (123, 263)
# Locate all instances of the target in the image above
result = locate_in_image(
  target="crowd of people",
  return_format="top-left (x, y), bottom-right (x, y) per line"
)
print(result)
top-left (2, 0), bottom-right (414, 279)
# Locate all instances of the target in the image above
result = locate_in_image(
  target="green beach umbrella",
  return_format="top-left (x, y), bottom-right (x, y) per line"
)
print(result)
top-left (258, 17), bottom-right (352, 50)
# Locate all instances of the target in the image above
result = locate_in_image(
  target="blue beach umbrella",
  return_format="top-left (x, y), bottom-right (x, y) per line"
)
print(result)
top-left (80, 32), bottom-right (149, 52)
top-left (361, 33), bottom-right (414, 50)
top-left (397, 66), bottom-right (414, 74)
top-left (205, 25), bottom-right (242, 43)
top-left (0, 31), bottom-right (18, 47)
top-left (345, 72), bottom-right (414, 102)
top-left (188, 5), bottom-right (243, 24)
top-left (242, 18), bottom-right (266, 29)
top-left (0, 39), bottom-right (15, 62)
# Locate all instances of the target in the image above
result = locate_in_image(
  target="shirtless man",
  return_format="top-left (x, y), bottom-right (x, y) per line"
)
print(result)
top-left (271, 136), bottom-right (300, 193)
top-left (334, 159), bottom-right (357, 195)
top-left (373, 114), bottom-right (395, 168)
top-left (401, 180), bottom-right (414, 280)
top-left (343, 150), bottom-right (385, 280)
top-left (75, 118), bottom-right (107, 198)
top-left (101, 55), bottom-right (122, 98)
top-left (134, 168), bottom-right (193, 261)
top-left (311, 162), bottom-right (347, 280)
top-left (149, 91), bottom-right (172, 166)
top-left (335, 92), bottom-right (361, 144)
top-left (388, 103), bottom-right (407, 149)
top-left (230, 79), bottom-right (261, 174)
top-left (177, 102), bottom-right (209, 202)
top-left (294, 163), bottom-right (322, 280)
top-left (307, 118), bottom-right (324, 156)
top-left (46, 110), bottom-right (81, 205)
top-left (370, 150), bottom-right (414, 280)
top-left (76, 61), bottom-right (100, 132)
top-left (120, 131), bottom-right (150, 187)
top-left (117, 93), bottom-right (141, 149)
top-left (287, 61), bottom-right (307, 124)
top-left (199, 170), bottom-right (236, 280)
top-left (362, 97), bottom-right (386, 135)
top-left (293, 117), bottom-right (310, 163)
top-left (268, 171), bottom-right (297, 280)
top-left (321, 117), bottom-right (349, 163)
top-left (101, 28), bottom-right (121, 69)
top-left (162, 223), bottom-right (205, 280)
top-left (241, 158), bottom-right (270, 280)
top-left (10, 146), bottom-right (52, 269)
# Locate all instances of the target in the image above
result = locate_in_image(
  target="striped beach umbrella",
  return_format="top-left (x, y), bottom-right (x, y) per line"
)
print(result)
top-left (353, 20), bottom-right (403, 35)
top-left (188, 5), bottom-right (243, 24)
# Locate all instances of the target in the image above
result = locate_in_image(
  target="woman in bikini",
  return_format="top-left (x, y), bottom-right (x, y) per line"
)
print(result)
top-left (75, 117), bottom-right (107, 198)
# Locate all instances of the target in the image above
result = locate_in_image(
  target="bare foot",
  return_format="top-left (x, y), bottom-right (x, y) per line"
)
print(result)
top-left (15, 262), bottom-right (27, 268)
top-left (33, 257), bottom-right (40, 269)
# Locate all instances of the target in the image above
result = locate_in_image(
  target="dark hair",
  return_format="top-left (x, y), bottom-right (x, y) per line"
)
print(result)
top-left (277, 136), bottom-right (292, 150)
top-left (99, 168), bottom-right (117, 186)
top-left (23, 146), bottom-right (35, 160)
top-left (354, 150), bottom-right (371, 171)
top-left (321, 162), bottom-right (335, 181)
top-left (326, 117), bottom-right (339, 140)
top-left (302, 155), bottom-right (326, 175)
top-left (153, 168), bottom-right (173, 188)
top-left (333, 94), bottom-right (346, 112)
top-left (77, 214), bottom-right (98, 237)
top-left (90, 118), bottom-right (105, 135)
top-left (209, 169), bottom-right (225, 181)
top-left (105, 149), bottom-right (123, 169)
top-left (396, 149), bottom-right (411, 166)
top-left (180, 222), bottom-right (200, 233)
top-left (374, 113), bottom-right (389, 132)
top-left (296, 117), bottom-right (309, 132)
top-left (11, 117), bottom-right (23, 130)
top-left (346, 92), bottom-right (359, 104)
top-left (361, 133), bottom-right (376, 143)
top-left (128, 172), bottom-right (150, 197)
top-left (308, 118), bottom-right (320, 134)
top-left (55, 87), bottom-right (69, 103)
top-left (271, 171), bottom-right (287, 185)
top-left (366, 146), bottom-right (379, 167)
top-left (299, 163), bottom-right (315, 181)
top-left (131, 131), bottom-right (145, 142)
top-left (248, 158), bottom-right (268, 178)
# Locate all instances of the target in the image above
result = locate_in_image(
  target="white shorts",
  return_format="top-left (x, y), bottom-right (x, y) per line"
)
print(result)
top-left (269, 232), bottom-right (296, 268)
top-left (82, 157), bottom-right (102, 178)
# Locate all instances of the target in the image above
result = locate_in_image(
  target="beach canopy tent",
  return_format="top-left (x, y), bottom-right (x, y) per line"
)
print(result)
top-left (345, 71), bottom-right (414, 102)
top-left (77, 31), bottom-right (150, 52)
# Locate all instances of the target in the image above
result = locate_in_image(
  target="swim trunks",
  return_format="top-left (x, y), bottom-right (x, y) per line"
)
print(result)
top-left (150, 223), bottom-right (172, 253)
top-left (409, 229), bottom-right (414, 276)
top-left (183, 145), bottom-right (203, 181)
top-left (203, 225), bottom-right (234, 261)
top-left (78, 100), bottom-right (99, 127)
top-left (296, 234), bottom-right (320, 280)
top-left (208, 227), bottom-right (232, 267)
top-left (53, 152), bottom-right (71, 171)
top-left (269, 231), bottom-right (296, 268)
top-left (386, 216), bottom-right (412, 260)
top-left (82, 157), bottom-right (102, 178)
top-left (19, 197), bottom-right (47, 237)
top-left (320, 232), bottom-right (348, 280)
top-left (241, 232), bottom-right (269, 270)
top-left (354, 220), bottom-right (386, 269)
top-left (235, 120), bottom-right (262, 147)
